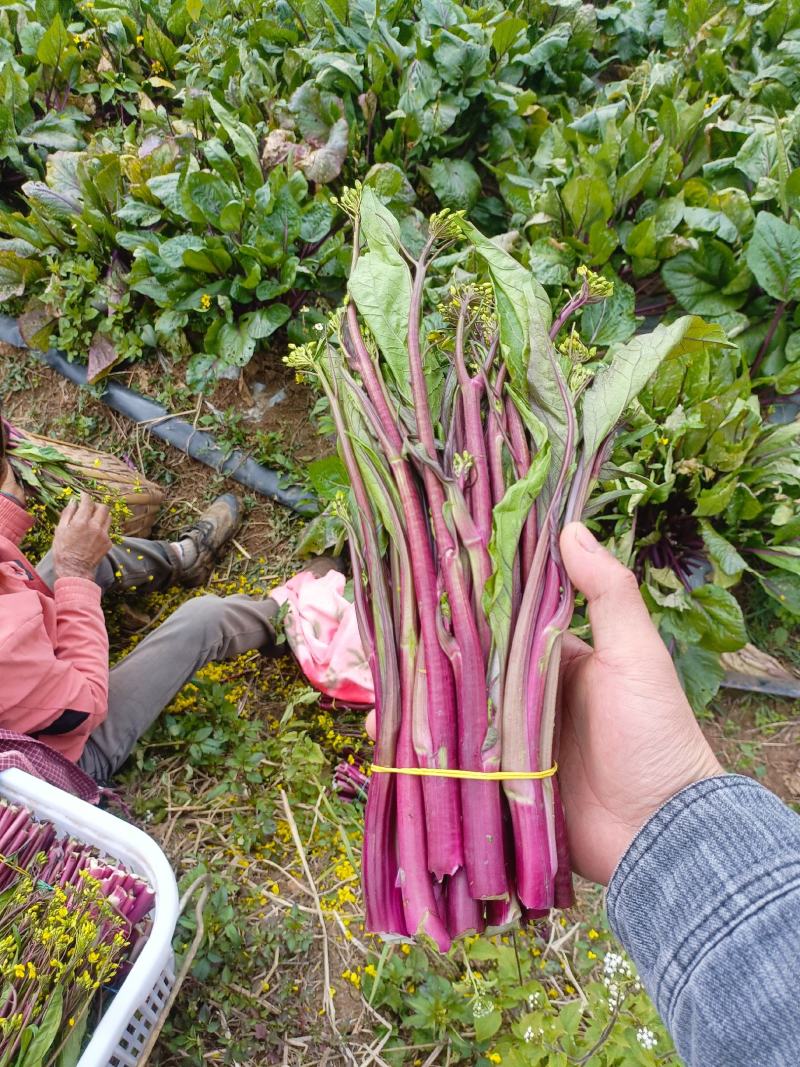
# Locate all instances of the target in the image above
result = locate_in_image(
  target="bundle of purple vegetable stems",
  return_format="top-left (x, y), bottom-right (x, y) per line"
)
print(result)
top-left (0, 798), bottom-right (155, 955)
top-left (333, 760), bottom-right (370, 803)
top-left (292, 187), bottom-right (726, 950)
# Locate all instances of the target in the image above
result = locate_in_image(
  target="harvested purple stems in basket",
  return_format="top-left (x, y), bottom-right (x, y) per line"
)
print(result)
top-left (0, 799), bottom-right (156, 1063)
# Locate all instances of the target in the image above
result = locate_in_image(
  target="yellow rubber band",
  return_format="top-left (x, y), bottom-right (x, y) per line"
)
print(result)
top-left (370, 762), bottom-right (558, 781)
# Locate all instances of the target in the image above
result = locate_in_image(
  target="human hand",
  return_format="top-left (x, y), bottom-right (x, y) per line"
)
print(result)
top-left (51, 492), bottom-right (112, 581)
top-left (557, 522), bottom-right (724, 886)
top-left (0, 458), bottom-right (25, 505)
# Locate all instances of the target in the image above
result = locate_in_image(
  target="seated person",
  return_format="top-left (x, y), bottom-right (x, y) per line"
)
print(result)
top-left (0, 449), bottom-right (310, 783)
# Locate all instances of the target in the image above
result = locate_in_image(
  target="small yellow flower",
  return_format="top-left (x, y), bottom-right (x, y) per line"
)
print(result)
top-left (587, 928), bottom-right (600, 940)
top-left (660, 436), bottom-right (669, 446)
top-left (400, 944), bottom-right (411, 955)
top-left (68, 1018), bottom-right (75, 1027)
top-left (150, 59), bottom-right (164, 74)
top-left (200, 293), bottom-right (212, 310)
top-left (487, 1054), bottom-right (502, 1064)
top-left (136, 34), bottom-right (144, 44)
top-left (587, 950), bottom-right (597, 959)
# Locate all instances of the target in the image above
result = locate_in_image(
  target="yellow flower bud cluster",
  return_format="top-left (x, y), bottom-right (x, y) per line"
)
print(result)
top-left (576, 264), bottom-right (614, 299)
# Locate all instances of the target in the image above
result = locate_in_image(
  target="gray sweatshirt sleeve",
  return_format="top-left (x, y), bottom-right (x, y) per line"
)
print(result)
top-left (607, 775), bottom-right (800, 1067)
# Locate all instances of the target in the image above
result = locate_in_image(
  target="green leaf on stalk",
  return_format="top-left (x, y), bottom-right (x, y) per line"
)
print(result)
top-left (758, 569), bottom-right (800, 616)
top-left (674, 644), bottom-right (724, 710)
top-left (462, 223), bottom-right (567, 495)
top-left (581, 272), bottom-right (636, 346)
top-left (492, 17), bottom-right (526, 56)
top-left (143, 15), bottom-right (179, 72)
top-left (745, 212), bottom-right (800, 302)
top-left (484, 444), bottom-right (551, 665)
top-left (460, 221), bottom-right (552, 392)
top-left (242, 304), bottom-right (290, 338)
top-left (422, 158), bottom-right (482, 212)
top-left (306, 455), bottom-right (350, 501)
top-left (474, 1008), bottom-right (503, 1042)
top-left (18, 985), bottom-right (63, 1067)
top-left (581, 316), bottom-right (732, 458)
top-left (751, 545), bottom-right (800, 577)
top-left (0, 250), bottom-right (45, 300)
top-left (662, 240), bottom-right (751, 315)
top-left (687, 583), bottom-right (748, 652)
top-left (700, 521), bottom-right (748, 586)
top-left (348, 186), bottom-right (413, 403)
top-left (561, 174), bottom-right (613, 234)
top-left (185, 172), bottom-right (236, 226)
top-left (208, 97), bottom-right (263, 191)
top-left (36, 15), bottom-right (70, 67)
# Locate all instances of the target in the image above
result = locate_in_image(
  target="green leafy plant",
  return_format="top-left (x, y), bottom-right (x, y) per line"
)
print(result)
top-left (588, 342), bottom-right (800, 706)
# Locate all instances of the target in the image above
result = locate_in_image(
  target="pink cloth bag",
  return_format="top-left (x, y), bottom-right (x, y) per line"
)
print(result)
top-left (270, 570), bottom-right (374, 707)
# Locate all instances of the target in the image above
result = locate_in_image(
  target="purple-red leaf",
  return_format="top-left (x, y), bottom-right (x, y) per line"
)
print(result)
top-left (87, 331), bottom-right (118, 383)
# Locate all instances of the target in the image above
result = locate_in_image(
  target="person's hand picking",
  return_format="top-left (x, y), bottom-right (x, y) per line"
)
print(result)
top-left (0, 456), bottom-right (25, 505)
top-left (52, 492), bottom-right (113, 582)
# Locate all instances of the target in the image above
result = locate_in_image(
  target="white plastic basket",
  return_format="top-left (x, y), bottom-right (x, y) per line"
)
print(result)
top-left (0, 768), bottom-right (180, 1067)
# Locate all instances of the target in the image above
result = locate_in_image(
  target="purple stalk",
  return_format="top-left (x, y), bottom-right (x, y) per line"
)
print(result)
top-left (504, 394), bottom-right (537, 581)
top-left (445, 867), bottom-right (485, 938)
top-left (550, 772), bottom-right (574, 909)
top-left (454, 302), bottom-right (493, 551)
top-left (322, 360), bottom-right (406, 935)
top-left (486, 889), bottom-right (522, 934)
top-left (402, 251), bottom-right (507, 900)
top-left (548, 279), bottom-right (592, 341)
top-left (502, 336), bottom-right (576, 909)
top-left (395, 644), bottom-right (450, 950)
top-left (506, 561), bottom-right (561, 908)
top-left (345, 305), bottom-right (464, 880)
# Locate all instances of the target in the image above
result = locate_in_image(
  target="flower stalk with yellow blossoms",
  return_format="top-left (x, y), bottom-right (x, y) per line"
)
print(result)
top-left (0, 800), bottom-right (155, 1066)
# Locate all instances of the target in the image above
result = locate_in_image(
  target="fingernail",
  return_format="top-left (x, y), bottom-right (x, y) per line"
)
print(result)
top-left (574, 524), bottom-right (599, 553)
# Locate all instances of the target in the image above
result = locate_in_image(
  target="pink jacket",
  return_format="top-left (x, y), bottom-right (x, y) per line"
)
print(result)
top-left (0, 494), bottom-right (109, 763)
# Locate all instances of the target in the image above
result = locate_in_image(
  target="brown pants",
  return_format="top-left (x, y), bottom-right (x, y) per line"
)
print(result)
top-left (37, 538), bottom-right (277, 782)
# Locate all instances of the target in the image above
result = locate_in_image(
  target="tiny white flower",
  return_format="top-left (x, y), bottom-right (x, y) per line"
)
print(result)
top-left (524, 1026), bottom-right (534, 1043)
top-left (314, 322), bottom-right (324, 332)
top-left (637, 1027), bottom-right (657, 1050)
top-left (472, 996), bottom-right (495, 1018)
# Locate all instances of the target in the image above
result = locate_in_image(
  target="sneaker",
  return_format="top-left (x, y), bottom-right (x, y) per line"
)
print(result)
top-left (169, 493), bottom-right (242, 587)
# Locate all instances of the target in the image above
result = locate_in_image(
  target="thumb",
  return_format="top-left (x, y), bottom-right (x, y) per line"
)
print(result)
top-left (365, 709), bottom-right (377, 742)
top-left (560, 522), bottom-right (660, 659)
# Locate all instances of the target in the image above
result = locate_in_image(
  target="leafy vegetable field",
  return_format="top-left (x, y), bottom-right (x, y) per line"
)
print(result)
top-left (1, 0), bottom-right (799, 1063)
